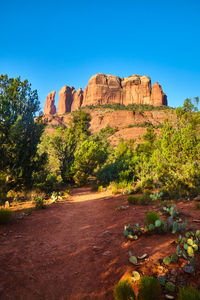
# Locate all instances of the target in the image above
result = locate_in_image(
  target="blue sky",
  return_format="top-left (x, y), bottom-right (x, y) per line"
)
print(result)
top-left (1, 0), bottom-right (200, 110)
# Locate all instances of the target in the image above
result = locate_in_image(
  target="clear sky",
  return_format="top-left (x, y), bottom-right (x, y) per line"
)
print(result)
top-left (1, 0), bottom-right (200, 110)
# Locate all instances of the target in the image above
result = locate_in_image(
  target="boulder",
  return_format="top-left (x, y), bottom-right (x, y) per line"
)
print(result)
top-left (43, 91), bottom-right (56, 115)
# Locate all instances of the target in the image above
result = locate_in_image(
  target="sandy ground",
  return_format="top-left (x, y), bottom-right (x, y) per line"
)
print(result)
top-left (0, 187), bottom-right (199, 300)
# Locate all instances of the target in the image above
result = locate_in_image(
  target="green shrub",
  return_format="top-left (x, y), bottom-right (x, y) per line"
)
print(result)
top-left (165, 281), bottom-right (175, 292)
top-left (114, 279), bottom-right (136, 300)
top-left (35, 197), bottom-right (46, 209)
top-left (138, 193), bottom-right (151, 205)
top-left (0, 208), bottom-right (12, 225)
top-left (84, 103), bottom-right (168, 112)
top-left (98, 185), bottom-right (104, 192)
top-left (63, 188), bottom-right (71, 196)
top-left (177, 286), bottom-right (200, 300)
top-left (127, 195), bottom-right (138, 204)
top-left (138, 276), bottom-right (161, 300)
top-left (112, 185), bottom-right (119, 195)
top-left (145, 212), bottom-right (160, 226)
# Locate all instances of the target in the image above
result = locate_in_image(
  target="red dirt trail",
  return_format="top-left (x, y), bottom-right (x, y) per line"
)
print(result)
top-left (0, 188), bottom-right (198, 300)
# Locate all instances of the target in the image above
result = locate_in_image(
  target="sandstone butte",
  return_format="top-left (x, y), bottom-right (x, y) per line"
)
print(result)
top-left (43, 73), bottom-right (167, 115)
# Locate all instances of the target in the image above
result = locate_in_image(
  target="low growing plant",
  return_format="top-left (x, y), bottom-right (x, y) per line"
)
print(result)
top-left (35, 197), bottom-right (46, 209)
top-left (138, 276), bottom-right (161, 300)
top-left (177, 286), bottom-right (200, 300)
top-left (113, 279), bottom-right (136, 300)
top-left (145, 211), bottom-right (160, 226)
top-left (127, 195), bottom-right (138, 204)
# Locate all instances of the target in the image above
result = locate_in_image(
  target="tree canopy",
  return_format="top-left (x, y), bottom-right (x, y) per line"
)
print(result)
top-left (0, 74), bottom-right (45, 189)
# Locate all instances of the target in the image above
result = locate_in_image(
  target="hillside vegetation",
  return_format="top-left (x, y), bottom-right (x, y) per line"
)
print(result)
top-left (0, 74), bottom-right (200, 200)
top-left (1, 74), bottom-right (200, 299)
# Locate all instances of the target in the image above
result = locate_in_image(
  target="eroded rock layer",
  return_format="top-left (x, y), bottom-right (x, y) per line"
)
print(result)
top-left (43, 91), bottom-right (56, 115)
top-left (43, 73), bottom-right (167, 114)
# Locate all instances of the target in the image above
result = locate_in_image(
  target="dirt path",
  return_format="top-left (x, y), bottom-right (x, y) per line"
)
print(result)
top-left (0, 188), bottom-right (198, 300)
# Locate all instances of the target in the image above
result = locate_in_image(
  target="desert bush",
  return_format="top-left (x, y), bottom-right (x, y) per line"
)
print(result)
top-left (127, 195), bottom-right (138, 204)
top-left (113, 279), bottom-right (136, 300)
top-left (63, 188), bottom-right (71, 196)
top-left (0, 208), bottom-right (12, 225)
top-left (145, 211), bottom-right (160, 226)
top-left (111, 185), bottom-right (119, 195)
top-left (98, 185), bottom-right (104, 192)
top-left (34, 197), bottom-right (46, 209)
top-left (138, 193), bottom-right (151, 205)
top-left (84, 103), bottom-right (168, 112)
top-left (177, 286), bottom-right (200, 300)
top-left (138, 276), bottom-right (161, 300)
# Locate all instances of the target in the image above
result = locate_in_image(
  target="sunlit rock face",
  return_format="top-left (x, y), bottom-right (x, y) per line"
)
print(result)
top-left (43, 73), bottom-right (167, 115)
top-left (43, 91), bottom-right (56, 115)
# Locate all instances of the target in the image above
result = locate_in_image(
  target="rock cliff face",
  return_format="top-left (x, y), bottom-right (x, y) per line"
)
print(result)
top-left (43, 91), bottom-right (56, 115)
top-left (43, 73), bottom-right (167, 115)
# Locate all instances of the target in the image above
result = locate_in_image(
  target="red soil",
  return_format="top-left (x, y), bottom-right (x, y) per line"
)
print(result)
top-left (0, 188), bottom-right (200, 300)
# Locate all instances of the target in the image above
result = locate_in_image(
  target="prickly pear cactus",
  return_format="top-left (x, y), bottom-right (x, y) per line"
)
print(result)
top-left (187, 246), bottom-right (194, 257)
top-left (163, 256), bottom-right (171, 265)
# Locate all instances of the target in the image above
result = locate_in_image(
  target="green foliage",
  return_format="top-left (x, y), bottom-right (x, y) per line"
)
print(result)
top-left (138, 193), bottom-right (152, 205)
top-left (126, 121), bottom-right (153, 128)
top-left (157, 276), bottom-right (165, 286)
top-left (73, 139), bottom-right (108, 186)
top-left (39, 110), bottom-right (91, 184)
top-left (50, 191), bottom-right (62, 203)
top-left (138, 276), bottom-right (161, 300)
top-left (165, 281), bottom-right (175, 292)
top-left (163, 256), bottom-right (171, 265)
top-left (97, 125), bottom-right (118, 138)
top-left (132, 271), bottom-right (140, 281)
top-left (123, 224), bottom-right (142, 238)
top-left (113, 279), bottom-right (136, 300)
top-left (98, 185), bottom-right (104, 192)
top-left (145, 211), bottom-right (160, 226)
top-left (84, 103), bottom-right (169, 112)
top-left (0, 208), bottom-right (12, 224)
top-left (127, 195), bottom-right (138, 204)
top-left (151, 98), bottom-right (200, 196)
top-left (35, 197), bottom-right (46, 209)
top-left (177, 286), bottom-right (200, 300)
top-left (163, 205), bottom-right (178, 218)
top-left (171, 254), bottom-right (178, 262)
top-left (149, 191), bottom-right (164, 201)
top-left (0, 74), bottom-right (45, 188)
top-left (129, 256), bottom-right (138, 265)
top-left (96, 139), bottom-right (136, 185)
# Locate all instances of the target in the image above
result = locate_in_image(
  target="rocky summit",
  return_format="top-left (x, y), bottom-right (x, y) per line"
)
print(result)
top-left (43, 73), bottom-right (167, 115)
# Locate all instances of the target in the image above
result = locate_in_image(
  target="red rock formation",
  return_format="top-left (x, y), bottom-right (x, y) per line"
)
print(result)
top-left (43, 73), bottom-right (167, 115)
top-left (82, 74), bottom-right (166, 107)
top-left (121, 75), bottom-right (152, 105)
top-left (57, 86), bottom-right (75, 114)
top-left (151, 82), bottom-right (168, 106)
top-left (83, 74), bottom-right (122, 106)
top-left (71, 88), bottom-right (83, 111)
top-left (43, 91), bottom-right (56, 115)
